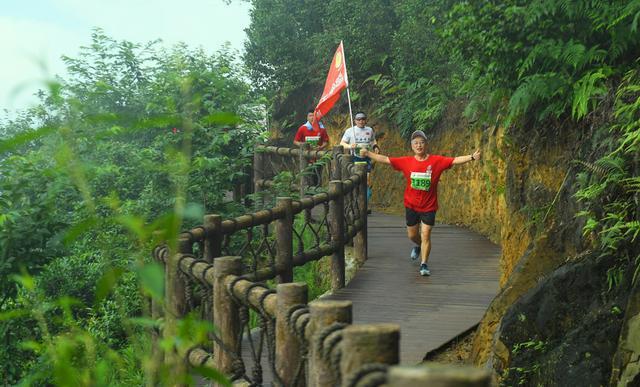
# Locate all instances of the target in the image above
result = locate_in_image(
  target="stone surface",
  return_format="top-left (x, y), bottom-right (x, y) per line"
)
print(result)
top-left (497, 254), bottom-right (628, 386)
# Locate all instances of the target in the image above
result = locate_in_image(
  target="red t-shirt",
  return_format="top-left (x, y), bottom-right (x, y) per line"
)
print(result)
top-left (389, 154), bottom-right (454, 212)
top-left (294, 123), bottom-right (330, 147)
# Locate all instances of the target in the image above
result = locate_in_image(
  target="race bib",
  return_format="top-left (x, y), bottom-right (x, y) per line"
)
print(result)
top-left (411, 172), bottom-right (431, 191)
top-left (305, 135), bottom-right (320, 147)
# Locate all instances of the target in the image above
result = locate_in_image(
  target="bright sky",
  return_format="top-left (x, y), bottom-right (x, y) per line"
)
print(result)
top-left (0, 0), bottom-right (251, 114)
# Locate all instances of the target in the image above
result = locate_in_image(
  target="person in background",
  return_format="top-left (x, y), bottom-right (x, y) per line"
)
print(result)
top-left (340, 111), bottom-right (379, 208)
top-left (359, 129), bottom-right (481, 276)
top-left (294, 110), bottom-right (330, 150)
top-left (293, 110), bottom-right (330, 188)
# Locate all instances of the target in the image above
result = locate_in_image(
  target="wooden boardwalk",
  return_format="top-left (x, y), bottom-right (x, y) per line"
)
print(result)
top-left (232, 212), bottom-right (500, 385)
top-left (322, 212), bottom-right (501, 364)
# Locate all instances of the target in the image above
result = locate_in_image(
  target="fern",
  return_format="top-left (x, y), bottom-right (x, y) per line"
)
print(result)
top-left (571, 68), bottom-right (611, 119)
top-left (509, 73), bottom-right (568, 118)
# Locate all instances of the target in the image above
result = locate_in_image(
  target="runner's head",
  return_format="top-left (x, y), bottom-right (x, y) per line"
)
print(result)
top-left (307, 110), bottom-right (315, 123)
top-left (354, 112), bottom-right (367, 128)
top-left (410, 130), bottom-right (428, 156)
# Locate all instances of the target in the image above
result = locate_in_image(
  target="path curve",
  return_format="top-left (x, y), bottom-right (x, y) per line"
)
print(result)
top-left (322, 212), bottom-right (501, 363)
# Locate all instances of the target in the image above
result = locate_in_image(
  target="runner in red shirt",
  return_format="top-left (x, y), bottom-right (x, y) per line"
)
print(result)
top-left (360, 129), bottom-right (481, 276)
top-left (293, 110), bottom-right (331, 189)
top-left (293, 110), bottom-right (330, 150)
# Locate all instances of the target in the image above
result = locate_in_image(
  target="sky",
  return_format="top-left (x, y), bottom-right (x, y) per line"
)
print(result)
top-left (0, 0), bottom-right (252, 114)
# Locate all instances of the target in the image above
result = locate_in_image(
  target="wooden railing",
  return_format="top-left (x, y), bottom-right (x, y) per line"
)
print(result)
top-left (152, 145), bottom-right (491, 386)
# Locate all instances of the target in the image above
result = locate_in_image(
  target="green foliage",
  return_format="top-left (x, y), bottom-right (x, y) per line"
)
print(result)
top-left (0, 30), bottom-right (261, 384)
top-left (512, 339), bottom-right (548, 355)
top-left (503, 339), bottom-right (548, 386)
top-left (292, 213), bottom-right (331, 300)
top-left (447, 1), bottom-right (640, 124)
top-left (606, 266), bottom-right (626, 291)
top-left (575, 68), bottom-right (640, 284)
top-left (245, 0), bottom-right (640, 140)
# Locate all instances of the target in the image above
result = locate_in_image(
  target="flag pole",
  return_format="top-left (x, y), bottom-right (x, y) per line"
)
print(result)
top-left (346, 88), bottom-right (355, 131)
top-left (341, 41), bottom-right (355, 136)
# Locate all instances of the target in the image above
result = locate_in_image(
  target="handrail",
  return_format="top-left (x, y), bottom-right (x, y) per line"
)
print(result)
top-left (151, 144), bottom-right (368, 383)
top-left (176, 171), bottom-right (361, 244)
top-left (257, 144), bottom-right (330, 159)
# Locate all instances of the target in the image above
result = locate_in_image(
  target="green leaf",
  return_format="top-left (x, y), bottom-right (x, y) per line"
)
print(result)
top-left (116, 214), bottom-right (147, 241)
top-left (126, 317), bottom-right (162, 328)
top-left (62, 216), bottom-right (99, 245)
top-left (0, 125), bottom-right (56, 154)
top-left (11, 272), bottom-right (35, 291)
top-left (0, 309), bottom-right (29, 321)
top-left (95, 267), bottom-right (125, 304)
top-left (138, 263), bottom-right (165, 301)
top-left (192, 366), bottom-right (231, 386)
top-left (19, 340), bottom-right (43, 353)
top-left (202, 112), bottom-right (241, 126)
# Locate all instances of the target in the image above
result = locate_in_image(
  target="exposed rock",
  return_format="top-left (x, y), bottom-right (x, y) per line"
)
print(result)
top-left (497, 254), bottom-right (628, 386)
top-left (610, 280), bottom-right (640, 386)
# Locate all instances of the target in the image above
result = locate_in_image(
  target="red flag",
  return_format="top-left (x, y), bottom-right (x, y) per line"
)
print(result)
top-left (313, 42), bottom-right (348, 130)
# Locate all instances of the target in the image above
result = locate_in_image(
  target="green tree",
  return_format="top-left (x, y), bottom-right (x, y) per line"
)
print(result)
top-left (0, 29), bottom-right (261, 385)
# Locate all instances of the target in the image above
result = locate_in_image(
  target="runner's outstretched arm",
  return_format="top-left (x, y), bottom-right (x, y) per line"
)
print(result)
top-left (360, 148), bottom-right (391, 164)
top-left (452, 149), bottom-right (481, 165)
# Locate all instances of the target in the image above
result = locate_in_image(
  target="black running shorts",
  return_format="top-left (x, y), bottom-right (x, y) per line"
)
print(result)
top-left (405, 207), bottom-right (436, 227)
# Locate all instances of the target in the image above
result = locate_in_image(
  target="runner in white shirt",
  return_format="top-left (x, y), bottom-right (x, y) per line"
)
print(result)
top-left (340, 112), bottom-right (379, 206)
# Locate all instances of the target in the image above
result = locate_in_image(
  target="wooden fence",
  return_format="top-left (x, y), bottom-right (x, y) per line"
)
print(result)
top-left (152, 144), bottom-right (491, 386)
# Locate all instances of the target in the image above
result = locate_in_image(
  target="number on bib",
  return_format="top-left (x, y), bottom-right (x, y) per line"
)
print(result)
top-left (410, 172), bottom-right (431, 191)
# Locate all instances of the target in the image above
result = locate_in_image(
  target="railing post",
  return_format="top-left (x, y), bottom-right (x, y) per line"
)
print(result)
top-left (354, 163), bottom-right (368, 266)
top-left (331, 145), bottom-right (343, 180)
top-left (275, 197), bottom-right (294, 283)
top-left (254, 148), bottom-right (264, 209)
top-left (386, 364), bottom-right (492, 387)
top-left (299, 144), bottom-right (307, 197)
top-left (202, 214), bottom-right (221, 330)
top-left (329, 180), bottom-right (345, 289)
top-left (341, 154), bottom-right (353, 182)
top-left (276, 282), bottom-right (309, 386)
top-left (340, 324), bottom-right (400, 385)
top-left (308, 300), bottom-right (352, 387)
top-left (213, 256), bottom-right (243, 375)
top-left (164, 237), bottom-right (190, 381)
top-left (204, 214), bottom-right (222, 262)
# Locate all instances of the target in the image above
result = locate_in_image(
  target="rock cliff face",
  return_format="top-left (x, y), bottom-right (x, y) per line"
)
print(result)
top-left (330, 102), bottom-right (636, 384)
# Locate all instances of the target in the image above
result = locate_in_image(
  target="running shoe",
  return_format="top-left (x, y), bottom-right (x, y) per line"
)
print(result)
top-left (410, 246), bottom-right (420, 261)
top-left (419, 263), bottom-right (431, 276)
